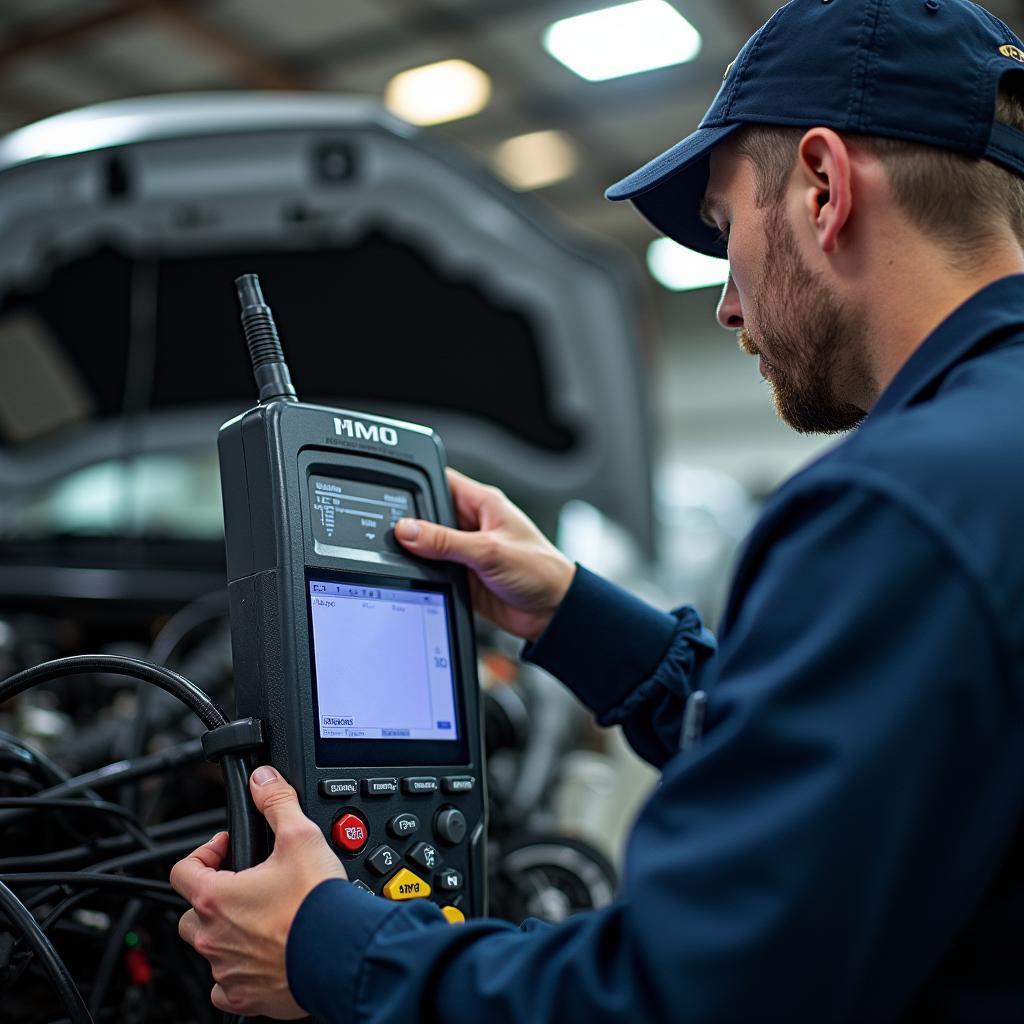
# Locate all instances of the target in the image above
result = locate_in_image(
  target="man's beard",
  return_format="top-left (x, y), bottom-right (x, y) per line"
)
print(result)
top-left (738, 204), bottom-right (868, 435)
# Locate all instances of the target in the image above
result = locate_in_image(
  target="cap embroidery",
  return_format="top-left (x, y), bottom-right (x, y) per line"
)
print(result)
top-left (998, 44), bottom-right (1024, 63)
top-left (723, 59), bottom-right (735, 80)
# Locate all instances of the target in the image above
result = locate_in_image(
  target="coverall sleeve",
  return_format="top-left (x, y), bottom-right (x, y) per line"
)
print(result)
top-left (286, 483), bottom-right (1021, 1024)
top-left (522, 565), bottom-right (719, 767)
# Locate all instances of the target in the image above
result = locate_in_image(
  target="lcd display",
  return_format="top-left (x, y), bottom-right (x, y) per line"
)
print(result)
top-left (308, 579), bottom-right (459, 742)
top-left (309, 476), bottom-right (415, 555)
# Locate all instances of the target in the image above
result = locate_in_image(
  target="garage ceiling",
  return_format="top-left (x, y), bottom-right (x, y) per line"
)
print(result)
top-left (3, 0), bottom-right (1021, 263)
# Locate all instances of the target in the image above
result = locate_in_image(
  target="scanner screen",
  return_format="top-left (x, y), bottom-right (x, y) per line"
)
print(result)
top-left (308, 579), bottom-right (459, 742)
top-left (309, 476), bottom-right (414, 555)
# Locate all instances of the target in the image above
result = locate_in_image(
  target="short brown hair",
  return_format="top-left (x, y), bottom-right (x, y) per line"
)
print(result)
top-left (731, 76), bottom-right (1024, 263)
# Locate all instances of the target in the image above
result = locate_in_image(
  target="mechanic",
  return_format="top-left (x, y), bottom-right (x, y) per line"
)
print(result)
top-left (170, 1), bottom-right (1024, 1020)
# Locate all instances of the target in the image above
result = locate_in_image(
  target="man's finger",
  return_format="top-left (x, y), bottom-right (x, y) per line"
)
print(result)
top-left (249, 766), bottom-right (319, 844)
top-left (169, 832), bottom-right (231, 901)
top-left (445, 468), bottom-right (500, 528)
top-left (178, 907), bottom-right (200, 948)
top-left (394, 517), bottom-right (490, 567)
top-left (211, 983), bottom-right (234, 1013)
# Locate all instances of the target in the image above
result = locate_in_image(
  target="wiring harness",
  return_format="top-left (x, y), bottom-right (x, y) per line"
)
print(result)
top-left (0, 654), bottom-right (264, 1024)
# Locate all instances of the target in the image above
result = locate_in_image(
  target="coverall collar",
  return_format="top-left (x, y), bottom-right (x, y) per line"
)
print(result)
top-left (869, 273), bottom-right (1024, 421)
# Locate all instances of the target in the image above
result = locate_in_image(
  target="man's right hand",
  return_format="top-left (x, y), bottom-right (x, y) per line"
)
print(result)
top-left (394, 468), bottom-right (575, 642)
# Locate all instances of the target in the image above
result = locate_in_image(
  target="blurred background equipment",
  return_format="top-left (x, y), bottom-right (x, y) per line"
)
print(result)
top-left (0, 87), bottom-right (652, 1021)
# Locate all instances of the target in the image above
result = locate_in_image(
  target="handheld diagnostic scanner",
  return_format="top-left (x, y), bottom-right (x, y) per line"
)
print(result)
top-left (219, 274), bottom-right (486, 921)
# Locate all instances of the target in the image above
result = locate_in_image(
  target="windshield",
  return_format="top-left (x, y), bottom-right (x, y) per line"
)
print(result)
top-left (0, 449), bottom-right (223, 542)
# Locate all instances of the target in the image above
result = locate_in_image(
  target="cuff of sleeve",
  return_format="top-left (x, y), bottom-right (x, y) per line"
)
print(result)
top-left (286, 878), bottom-right (404, 1024)
top-left (522, 564), bottom-right (679, 718)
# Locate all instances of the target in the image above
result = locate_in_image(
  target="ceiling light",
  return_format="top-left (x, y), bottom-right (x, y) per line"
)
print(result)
top-left (492, 130), bottom-right (578, 190)
top-left (543, 1), bottom-right (702, 82)
top-left (384, 59), bottom-right (491, 126)
top-left (647, 238), bottom-right (729, 292)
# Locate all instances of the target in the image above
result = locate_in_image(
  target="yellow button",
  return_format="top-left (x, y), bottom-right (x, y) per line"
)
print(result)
top-left (441, 905), bottom-right (465, 925)
top-left (382, 868), bottom-right (431, 901)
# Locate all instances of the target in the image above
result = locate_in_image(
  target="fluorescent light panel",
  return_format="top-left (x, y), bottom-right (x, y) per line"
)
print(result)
top-left (493, 130), bottom-right (578, 190)
top-left (385, 59), bottom-right (491, 126)
top-left (543, 1), bottom-right (702, 82)
top-left (647, 238), bottom-right (729, 292)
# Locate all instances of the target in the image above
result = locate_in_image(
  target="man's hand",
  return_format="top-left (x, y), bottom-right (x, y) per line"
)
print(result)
top-left (170, 766), bottom-right (346, 1019)
top-left (394, 468), bottom-right (576, 641)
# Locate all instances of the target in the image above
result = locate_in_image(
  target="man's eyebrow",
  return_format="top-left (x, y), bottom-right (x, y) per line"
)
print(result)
top-left (700, 193), bottom-right (727, 229)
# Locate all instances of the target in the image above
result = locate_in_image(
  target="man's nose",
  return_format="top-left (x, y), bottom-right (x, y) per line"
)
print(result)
top-left (716, 273), bottom-right (744, 330)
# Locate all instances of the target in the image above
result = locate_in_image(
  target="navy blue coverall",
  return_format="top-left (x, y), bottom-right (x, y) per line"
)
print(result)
top-left (287, 276), bottom-right (1024, 1022)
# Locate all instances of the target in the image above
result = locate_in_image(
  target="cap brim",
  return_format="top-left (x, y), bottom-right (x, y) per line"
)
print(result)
top-left (606, 123), bottom-right (743, 259)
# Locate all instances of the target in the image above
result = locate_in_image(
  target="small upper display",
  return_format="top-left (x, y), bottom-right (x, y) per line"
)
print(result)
top-left (309, 476), bottom-right (414, 554)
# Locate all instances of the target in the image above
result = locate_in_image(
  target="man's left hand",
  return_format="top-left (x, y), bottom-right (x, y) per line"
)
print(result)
top-left (170, 765), bottom-right (347, 1018)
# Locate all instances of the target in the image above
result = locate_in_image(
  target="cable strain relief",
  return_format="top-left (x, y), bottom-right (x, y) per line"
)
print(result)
top-left (254, 363), bottom-right (297, 403)
top-left (201, 718), bottom-right (265, 763)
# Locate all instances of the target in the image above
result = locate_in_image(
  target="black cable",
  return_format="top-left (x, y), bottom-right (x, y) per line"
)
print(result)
top-left (0, 656), bottom-right (229, 731)
top-left (87, 898), bottom-right (142, 1019)
top-left (0, 739), bottom-right (204, 829)
top-left (19, 833), bottom-right (218, 914)
top-left (126, 590), bottom-right (228, 779)
top-left (221, 753), bottom-right (255, 872)
top-left (2, 873), bottom-right (183, 902)
top-left (0, 733), bottom-right (155, 853)
top-left (0, 797), bottom-right (146, 832)
top-left (0, 655), bottom-right (260, 1024)
top-left (0, 879), bottom-right (91, 1024)
top-left (90, 834), bottom-right (216, 876)
top-left (0, 808), bottom-right (228, 872)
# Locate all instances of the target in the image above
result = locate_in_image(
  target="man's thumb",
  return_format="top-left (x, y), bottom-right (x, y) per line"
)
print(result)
top-left (249, 766), bottom-right (309, 839)
top-left (395, 518), bottom-right (482, 567)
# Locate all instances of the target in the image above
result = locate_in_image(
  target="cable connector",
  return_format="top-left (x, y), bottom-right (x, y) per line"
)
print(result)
top-left (201, 718), bottom-right (265, 764)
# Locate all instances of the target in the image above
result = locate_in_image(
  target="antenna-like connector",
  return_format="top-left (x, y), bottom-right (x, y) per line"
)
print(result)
top-left (235, 273), bottom-right (297, 403)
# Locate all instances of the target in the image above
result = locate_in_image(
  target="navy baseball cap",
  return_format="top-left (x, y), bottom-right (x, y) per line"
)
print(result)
top-left (606, 0), bottom-right (1024, 258)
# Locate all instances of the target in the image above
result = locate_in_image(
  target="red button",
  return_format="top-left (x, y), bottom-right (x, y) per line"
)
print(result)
top-left (332, 813), bottom-right (369, 852)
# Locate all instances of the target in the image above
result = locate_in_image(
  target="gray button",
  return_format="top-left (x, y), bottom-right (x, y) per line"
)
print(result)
top-left (352, 879), bottom-right (375, 895)
top-left (403, 776), bottom-right (439, 795)
top-left (320, 778), bottom-right (358, 798)
top-left (408, 841), bottom-right (441, 872)
top-left (388, 813), bottom-right (420, 839)
top-left (442, 776), bottom-right (475, 794)
top-left (434, 807), bottom-right (467, 845)
top-left (363, 778), bottom-right (398, 797)
top-left (366, 845), bottom-right (400, 876)
top-left (437, 868), bottom-right (463, 892)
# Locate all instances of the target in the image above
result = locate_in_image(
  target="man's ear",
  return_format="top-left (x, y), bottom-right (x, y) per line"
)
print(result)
top-left (797, 128), bottom-right (852, 254)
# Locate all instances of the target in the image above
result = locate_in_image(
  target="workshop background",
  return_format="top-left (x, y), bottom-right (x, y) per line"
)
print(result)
top-left (2, 2), bottom-right (1022, 1022)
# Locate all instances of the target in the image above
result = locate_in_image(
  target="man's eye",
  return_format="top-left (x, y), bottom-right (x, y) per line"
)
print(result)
top-left (716, 224), bottom-right (731, 245)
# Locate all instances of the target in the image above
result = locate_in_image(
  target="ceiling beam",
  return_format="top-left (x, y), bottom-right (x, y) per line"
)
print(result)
top-left (140, 0), bottom-right (308, 91)
top-left (0, 0), bottom-right (307, 92)
top-left (0, 1), bottom-right (149, 68)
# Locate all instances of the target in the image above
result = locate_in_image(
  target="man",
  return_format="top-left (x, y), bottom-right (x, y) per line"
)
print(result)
top-left (171, 1), bottom-right (1024, 1020)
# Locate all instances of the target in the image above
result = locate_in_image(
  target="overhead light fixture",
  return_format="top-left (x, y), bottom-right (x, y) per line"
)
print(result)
top-left (492, 130), bottom-right (578, 190)
top-left (543, 1), bottom-right (702, 82)
top-left (647, 238), bottom-right (729, 292)
top-left (384, 59), bottom-right (492, 126)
